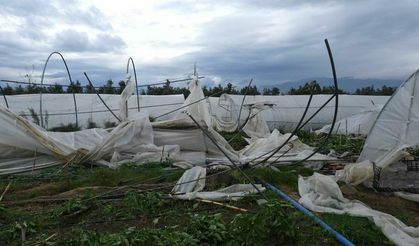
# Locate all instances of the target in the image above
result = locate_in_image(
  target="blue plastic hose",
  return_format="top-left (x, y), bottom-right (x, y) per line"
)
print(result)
top-left (263, 181), bottom-right (355, 246)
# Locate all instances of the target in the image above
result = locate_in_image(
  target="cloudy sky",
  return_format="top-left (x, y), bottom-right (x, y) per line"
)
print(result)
top-left (1, 0), bottom-right (419, 87)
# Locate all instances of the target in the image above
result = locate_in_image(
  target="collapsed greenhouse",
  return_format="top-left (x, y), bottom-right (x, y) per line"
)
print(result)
top-left (0, 46), bottom-right (418, 245)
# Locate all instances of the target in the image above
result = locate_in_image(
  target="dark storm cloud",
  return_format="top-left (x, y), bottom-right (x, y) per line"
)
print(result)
top-left (0, 0), bottom-right (112, 31)
top-left (2, 0), bottom-right (419, 88)
top-left (0, 0), bottom-right (124, 84)
top-left (155, 0), bottom-right (419, 87)
top-left (53, 30), bottom-right (126, 52)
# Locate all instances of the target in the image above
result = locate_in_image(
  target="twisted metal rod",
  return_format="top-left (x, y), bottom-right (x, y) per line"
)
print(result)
top-left (253, 39), bottom-right (339, 166)
top-left (288, 39), bottom-right (339, 165)
top-left (246, 39), bottom-right (339, 166)
top-left (248, 86), bottom-right (315, 166)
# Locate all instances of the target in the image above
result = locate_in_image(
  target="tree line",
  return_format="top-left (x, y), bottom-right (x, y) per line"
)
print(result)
top-left (0, 80), bottom-right (396, 96)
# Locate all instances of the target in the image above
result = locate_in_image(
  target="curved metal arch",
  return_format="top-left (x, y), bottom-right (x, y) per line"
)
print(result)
top-left (126, 57), bottom-right (140, 112)
top-left (39, 52), bottom-right (78, 128)
top-left (290, 39), bottom-right (340, 165)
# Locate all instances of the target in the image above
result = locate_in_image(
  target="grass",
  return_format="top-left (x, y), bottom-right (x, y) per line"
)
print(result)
top-left (0, 163), bottom-right (183, 201)
top-left (0, 164), bottom-right (394, 245)
top-left (321, 214), bottom-right (394, 245)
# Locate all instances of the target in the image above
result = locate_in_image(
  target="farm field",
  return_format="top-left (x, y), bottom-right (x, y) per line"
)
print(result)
top-left (1, 133), bottom-right (416, 245)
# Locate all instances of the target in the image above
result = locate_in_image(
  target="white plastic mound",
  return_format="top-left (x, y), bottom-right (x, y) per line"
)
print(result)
top-left (171, 166), bottom-right (264, 201)
top-left (299, 173), bottom-right (419, 246)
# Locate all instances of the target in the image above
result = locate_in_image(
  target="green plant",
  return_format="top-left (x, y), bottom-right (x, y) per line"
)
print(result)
top-left (49, 123), bottom-right (81, 132)
top-left (68, 227), bottom-right (198, 246)
top-left (52, 198), bottom-right (88, 217)
top-left (186, 213), bottom-right (228, 245)
top-left (123, 192), bottom-right (165, 216)
top-left (103, 120), bottom-right (117, 128)
top-left (7, 220), bottom-right (40, 240)
top-left (297, 131), bottom-right (365, 155)
top-left (28, 107), bottom-right (40, 125)
top-left (86, 119), bottom-right (98, 129)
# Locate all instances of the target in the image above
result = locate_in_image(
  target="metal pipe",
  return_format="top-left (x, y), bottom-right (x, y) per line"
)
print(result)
top-left (83, 72), bottom-right (121, 122)
top-left (1, 76), bottom-right (204, 89)
top-left (126, 57), bottom-right (140, 112)
top-left (0, 86), bottom-right (9, 109)
top-left (236, 78), bottom-right (253, 131)
top-left (39, 52), bottom-right (78, 128)
top-left (261, 180), bottom-right (355, 246)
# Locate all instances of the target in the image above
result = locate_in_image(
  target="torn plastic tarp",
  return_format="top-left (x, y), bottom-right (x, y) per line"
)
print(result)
top-left (0, 106), bottom-right (179, 175)
top-left (0, 75), bottom-right (335, 175)
top-left (299, 173), bottom-right (419, 246)
top-left (337, 70), bottom-right (419, 188)
top-left (171, 166), bottom-right (265, 201)
top-left (210, 94), bottom-right (270, 139)
top-left (0, 77), bottom-right (182, 174)
top-left (359, 69), bottom-right (419, 170)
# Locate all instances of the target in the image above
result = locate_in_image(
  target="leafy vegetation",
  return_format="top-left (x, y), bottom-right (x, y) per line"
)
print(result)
top-left (0, 163), bottom-right (394, 245)
top-left (298, 131), bottom-right (365, 155)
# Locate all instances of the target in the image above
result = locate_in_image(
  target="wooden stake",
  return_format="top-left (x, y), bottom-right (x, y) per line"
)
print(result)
top-left (197, 199), bottom-right (248, 212)
top-left (0, 180), bottom-right (12, 202)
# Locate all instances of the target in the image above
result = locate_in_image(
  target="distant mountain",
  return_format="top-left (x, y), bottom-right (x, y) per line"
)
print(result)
top-left (262, 77), bottom-right (402, 93)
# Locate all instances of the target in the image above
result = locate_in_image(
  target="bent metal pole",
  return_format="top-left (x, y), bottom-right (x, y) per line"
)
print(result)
top-left (83, 72), bottom-right (121, 123)
top-left (0, 86), bottom-right (9, 109)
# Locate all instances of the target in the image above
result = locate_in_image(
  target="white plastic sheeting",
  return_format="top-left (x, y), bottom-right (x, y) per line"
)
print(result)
top-left (0, 92), bottom-right (185, 128)
top-left (0, 77), bottom-right (183, 174)
top-left (208, 94), bottom-right (389, 131)
top-left (0, 75), bottom-right (336, 175)
top-left (0, 106), bottom-right (180, 175)
top-left (299, 173), bottom-right (419, 246)
top-left (239, 129), bottom-right (335, 164)
top-left (359, 70), bottom-right (419, 168)
top-left (316, 106), bottom-right (382, 136)
top-left (337, 70), bottom-right (419, 186)
top-left (210, 94), bottom-right (270, 139)
top-left (171, 166), bottom-right (265, 201)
